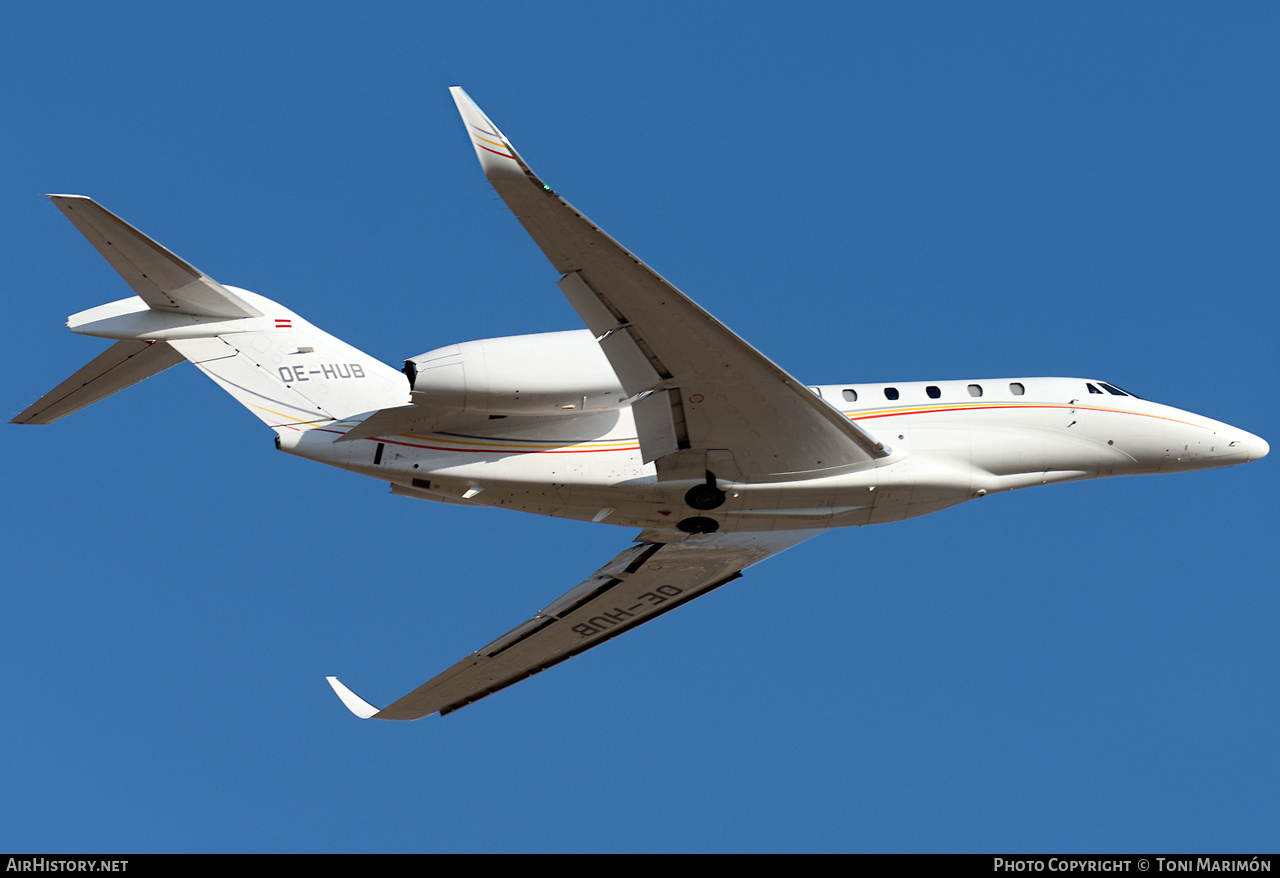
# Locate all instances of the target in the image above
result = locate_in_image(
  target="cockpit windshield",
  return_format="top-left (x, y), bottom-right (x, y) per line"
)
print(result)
top-left (1092, 381), bottom-right (1144, 400)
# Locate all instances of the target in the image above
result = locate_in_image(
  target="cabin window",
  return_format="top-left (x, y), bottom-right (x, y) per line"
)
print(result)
top-left (1009, 382), bottom-right (1025, 396)
top-left (807, 386), bottom-right (823, 397)
top-left (926, 385), bottom-right (941, 399)
top-left (884, 387), bottom-right (899, 400)
top-left (842, 389), bottom-right (857, 402)
top-left (967, 384), bottom-right (983, 397)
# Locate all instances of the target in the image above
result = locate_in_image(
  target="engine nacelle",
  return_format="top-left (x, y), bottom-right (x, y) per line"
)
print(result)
top-left (405, 329), bottom-right (629, 415)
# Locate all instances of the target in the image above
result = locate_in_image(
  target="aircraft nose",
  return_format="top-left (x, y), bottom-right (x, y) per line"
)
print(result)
top-left (1240, 431), bottom-right (1269, 462)
top-left (1166, 412), bottom-right (1268, 470)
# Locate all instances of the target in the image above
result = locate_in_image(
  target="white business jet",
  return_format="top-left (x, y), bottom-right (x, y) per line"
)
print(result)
top-left (13, 88), bottom-right (1268, 720)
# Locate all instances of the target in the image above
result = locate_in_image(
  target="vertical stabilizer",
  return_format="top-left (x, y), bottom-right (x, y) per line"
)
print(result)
top-left (164, 291), bottom-right (410, 430)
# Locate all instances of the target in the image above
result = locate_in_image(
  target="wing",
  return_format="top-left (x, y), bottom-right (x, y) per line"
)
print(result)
top-left (328, 527), bottom-right (823, 719)
top-left (448, 88), bottom-right (889, 481)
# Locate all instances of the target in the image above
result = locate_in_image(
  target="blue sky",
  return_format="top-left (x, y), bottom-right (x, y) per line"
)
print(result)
top-left (3, 2), bottom-right (1277, 853)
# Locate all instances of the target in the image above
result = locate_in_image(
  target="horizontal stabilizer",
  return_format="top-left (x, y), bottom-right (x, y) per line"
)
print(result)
top-left (48, 195), bottom-right (261, 319)
top-left (11, 340), bottom-right (184, 424)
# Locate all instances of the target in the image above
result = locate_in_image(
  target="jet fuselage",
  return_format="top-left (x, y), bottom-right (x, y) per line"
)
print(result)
top-left (279, 375), bottom-right (1267, 532)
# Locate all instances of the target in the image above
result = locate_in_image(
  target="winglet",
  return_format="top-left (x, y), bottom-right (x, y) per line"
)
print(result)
top-left (326, 676), bottom-right (381, 719)
top-left (449, 87), bottom-right (548, 190)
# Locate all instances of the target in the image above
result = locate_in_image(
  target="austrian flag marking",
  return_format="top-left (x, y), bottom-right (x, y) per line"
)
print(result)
top-left (275, 318), bottom-right (292, 328)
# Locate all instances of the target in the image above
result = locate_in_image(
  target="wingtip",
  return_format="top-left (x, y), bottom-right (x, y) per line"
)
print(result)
top-left (449, 86), bottom-right (490, 128)
top-left (449, 88), bottom-right (531, 186)
top-left (326, 676), bottom-right (381, 719)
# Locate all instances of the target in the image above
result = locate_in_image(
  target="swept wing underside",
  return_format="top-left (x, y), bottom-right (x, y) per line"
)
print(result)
top-left (330, 90), bottom-right (874, 718)
top-left (329, 527), bottom-right (823, 719)
top-left (448, 88), bottom-right (887, 480)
